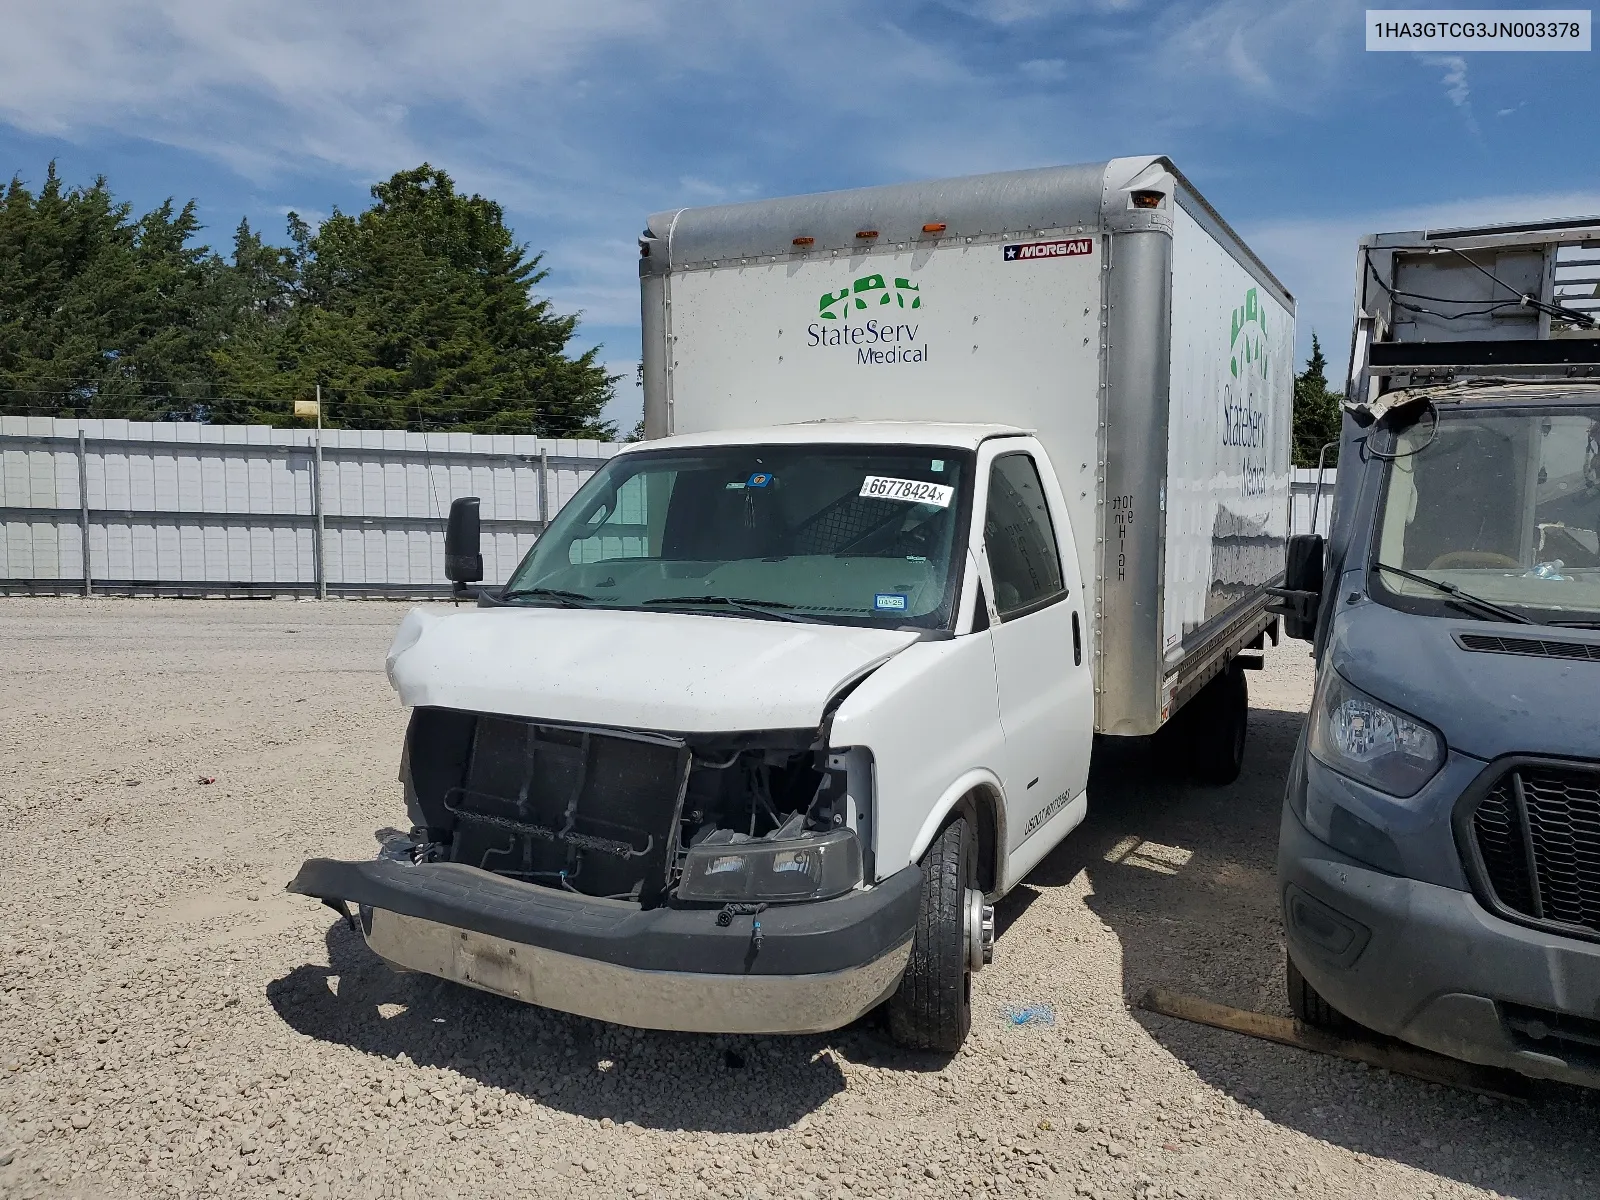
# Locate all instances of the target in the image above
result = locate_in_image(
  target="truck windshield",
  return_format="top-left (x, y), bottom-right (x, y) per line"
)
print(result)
top-left (501, 443), bottom-right (973, 630)
top-left (1372, 404), bottom-right (1600, 625)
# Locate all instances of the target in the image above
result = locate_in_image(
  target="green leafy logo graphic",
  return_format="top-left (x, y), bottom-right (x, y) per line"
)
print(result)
top-left (1230, 287), bottom-right (1268, 379)
top-left (819, 274), bottom-right (921, 319)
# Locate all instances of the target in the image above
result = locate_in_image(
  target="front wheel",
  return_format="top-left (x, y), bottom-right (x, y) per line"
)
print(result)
top-left (887, 817), bottom-right (987, 1052)
top-left (1287, 957), bottom-right (1350, 1033)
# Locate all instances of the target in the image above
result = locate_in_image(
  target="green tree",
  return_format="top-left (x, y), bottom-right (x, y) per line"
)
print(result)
top-left (1293, 333), bottom-right (1343, 467)
top-left (1, 162), bottom-right (616, 436)
top-left (262, 165), bottom-right (616, 436)
top-left (0, 164), bottom-right (228, 419)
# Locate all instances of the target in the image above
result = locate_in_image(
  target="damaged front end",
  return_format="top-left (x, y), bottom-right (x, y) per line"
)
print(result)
top-left (288, 707), bottom-right (916, 1035)
top-left (401, 707), bottom-right (870, 907)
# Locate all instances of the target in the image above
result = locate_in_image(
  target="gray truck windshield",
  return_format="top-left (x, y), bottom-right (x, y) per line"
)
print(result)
top-left (1373, 404), bottom-right (1600, 624)
top-left (501, 444), bottom-right (973, 629)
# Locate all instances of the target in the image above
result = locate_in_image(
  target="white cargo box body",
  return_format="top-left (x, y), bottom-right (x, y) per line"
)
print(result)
top-left (639, 156), bottom-right (1294, 734)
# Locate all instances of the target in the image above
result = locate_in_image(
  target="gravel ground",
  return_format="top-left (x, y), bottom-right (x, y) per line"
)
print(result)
top-left (2, 597), bottom-right (1598, 1200)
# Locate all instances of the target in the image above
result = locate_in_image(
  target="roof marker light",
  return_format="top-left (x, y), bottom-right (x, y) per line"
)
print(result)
top-left (922, 223), bottom-right (947, 234)
top-left (792, 236), bottom-right (814, 246)
top-left (1131, 191), bottom-right (1165, 210)
top-left (855, 230), bottom-right (879, 239)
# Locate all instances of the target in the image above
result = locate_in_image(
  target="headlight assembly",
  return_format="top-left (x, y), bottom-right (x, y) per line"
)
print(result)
top-left (1308, 666), bottom-right (1445, 799)
top-left (677, 828), bottom-right (863, 904)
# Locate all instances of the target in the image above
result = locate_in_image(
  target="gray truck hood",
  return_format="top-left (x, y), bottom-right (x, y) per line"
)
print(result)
top-left (385, 605), bottom-right (922, 733)
top-left (1332, 603), bottom-right (1600, 762)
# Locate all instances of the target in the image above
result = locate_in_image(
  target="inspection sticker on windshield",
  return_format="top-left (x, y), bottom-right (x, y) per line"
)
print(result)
top-left (875, 593), bottom-right (908, 612)
top-left (859, 476), bottom-right (954, 507)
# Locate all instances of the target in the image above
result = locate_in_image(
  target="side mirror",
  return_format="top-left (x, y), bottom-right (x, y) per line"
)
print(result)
top-left (1267, 533), bottom-right (1324, 642)
top-left (444, 496), bottom-right (483, 594)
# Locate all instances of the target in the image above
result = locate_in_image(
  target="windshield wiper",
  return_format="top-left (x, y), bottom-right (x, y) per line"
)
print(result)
top-left (1374, 562), bottom-right (1536, 625)
top-left (498, 587), bottom-right (603, 608)
top-left (1547, 619), bottom-right (1600, 630)
top-left (639, 595), bottom-right (822, 623)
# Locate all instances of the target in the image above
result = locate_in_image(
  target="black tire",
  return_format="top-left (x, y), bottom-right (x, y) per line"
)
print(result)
top-left (887, 817), bottom-right (975, 1052)
top-left (1287, 957), bottom-right (1350, 1033)
top-left (1186, 666), bottom-right (1249, 786)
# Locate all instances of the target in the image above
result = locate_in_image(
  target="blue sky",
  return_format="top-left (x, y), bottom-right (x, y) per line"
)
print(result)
top-left (3, 0), bottom-right (1597, 434)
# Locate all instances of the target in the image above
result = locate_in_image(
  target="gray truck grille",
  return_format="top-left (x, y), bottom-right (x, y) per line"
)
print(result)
top-left (1471, 763), bottom-right (1600, 937)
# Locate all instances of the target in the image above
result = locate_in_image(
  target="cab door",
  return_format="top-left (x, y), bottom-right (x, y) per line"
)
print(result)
top-left (979, 445), bottom-right (1093, 875)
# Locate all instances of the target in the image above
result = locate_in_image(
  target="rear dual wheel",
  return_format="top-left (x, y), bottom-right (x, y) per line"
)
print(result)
top-left (1162, 665), bottom-right (1249, 786)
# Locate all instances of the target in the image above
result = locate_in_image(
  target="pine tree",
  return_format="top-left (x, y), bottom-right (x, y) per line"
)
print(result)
top-left (269, 165), bottom-right (616, 436)
top-left (1293, 333), bottom-right (1343, 467)
top-left (0, 164), bottom-right (227, 418)
top-left (0, 162), bottom-right (616, 435)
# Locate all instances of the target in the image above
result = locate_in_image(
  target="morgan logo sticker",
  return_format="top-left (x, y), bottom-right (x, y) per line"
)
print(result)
top-left (1003, 238), bottom-right (1093, 262)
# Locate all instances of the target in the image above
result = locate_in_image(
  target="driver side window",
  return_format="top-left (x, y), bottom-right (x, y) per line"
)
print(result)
top-left (984, 454), bottom-right (1066, 619)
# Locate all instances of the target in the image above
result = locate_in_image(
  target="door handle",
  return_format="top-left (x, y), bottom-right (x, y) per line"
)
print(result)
top-left (1071, 611), bottom-right (1082, 666)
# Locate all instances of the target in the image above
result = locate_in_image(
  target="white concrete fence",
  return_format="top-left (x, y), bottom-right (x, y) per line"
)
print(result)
top-left (1290, 466), bottom-right (1338, 539)
top-left (0, 418), bottom-right (623, 598)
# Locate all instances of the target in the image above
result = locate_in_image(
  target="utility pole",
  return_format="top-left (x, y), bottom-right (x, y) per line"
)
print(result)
top-left (314, 383), bottom-right (327, 600)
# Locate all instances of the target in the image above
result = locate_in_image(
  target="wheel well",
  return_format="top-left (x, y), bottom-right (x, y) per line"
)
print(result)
top-left (951, 787), bottom-right (1000, 895)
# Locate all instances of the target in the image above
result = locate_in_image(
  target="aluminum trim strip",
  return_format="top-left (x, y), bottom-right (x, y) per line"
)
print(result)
top-left (364, 908), bottom-right (912, 1035)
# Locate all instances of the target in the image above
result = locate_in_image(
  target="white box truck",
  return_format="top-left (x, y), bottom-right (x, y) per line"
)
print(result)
top-left (291, 156), bottom-right (1295, 1051)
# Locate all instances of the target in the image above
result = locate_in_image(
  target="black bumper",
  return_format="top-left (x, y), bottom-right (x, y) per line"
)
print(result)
top-left (288, 857), bottom-right (922, 977)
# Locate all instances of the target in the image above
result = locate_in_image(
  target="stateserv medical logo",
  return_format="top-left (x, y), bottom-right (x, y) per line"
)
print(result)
top-left (807, 272), bottom-right (929, 365)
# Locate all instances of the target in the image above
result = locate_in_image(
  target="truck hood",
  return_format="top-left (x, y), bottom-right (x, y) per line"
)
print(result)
top-left (1332, 602), bottom-right (1600, 762)
top-left (385, 606), bottom-right (923, 734)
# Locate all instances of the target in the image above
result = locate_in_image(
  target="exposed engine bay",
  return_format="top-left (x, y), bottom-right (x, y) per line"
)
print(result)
top-left (398, 707), bottom-right (869, 908)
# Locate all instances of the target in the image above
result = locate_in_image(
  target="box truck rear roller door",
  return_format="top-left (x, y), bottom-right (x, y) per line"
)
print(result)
top-left (977, 443), bottom-right (1092, 871)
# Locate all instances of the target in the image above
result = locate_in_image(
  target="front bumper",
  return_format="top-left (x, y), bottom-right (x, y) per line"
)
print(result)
top-left (1280, 804), bottom-right (1600, 1089)
top-left (288, 858), bottom-right (920, 1035)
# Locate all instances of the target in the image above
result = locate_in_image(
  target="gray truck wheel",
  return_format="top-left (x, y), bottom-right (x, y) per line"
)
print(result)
top-left (1187, 665), bottom-right (1249, 786)
top-left (887, 817), bottom-right (976, 1052)
top-left (1287, 957), bottom-right (1350, 1033)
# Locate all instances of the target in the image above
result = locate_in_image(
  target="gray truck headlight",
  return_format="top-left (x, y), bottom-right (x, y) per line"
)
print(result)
top-left (1308, 667), bottom-right (1444, 799)
top-left (677, 828), bottom-right (863, 903)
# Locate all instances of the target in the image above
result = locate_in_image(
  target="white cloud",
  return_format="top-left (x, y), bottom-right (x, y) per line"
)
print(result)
top-left (1240, 190), bottom-right (1600, 378)
top-left (1422, 54), bottom-right (1479, 135)
top-left (1019, 58), bottom-right (1069, 82)
top-left (1154, 0), bottom-right (1363, 111)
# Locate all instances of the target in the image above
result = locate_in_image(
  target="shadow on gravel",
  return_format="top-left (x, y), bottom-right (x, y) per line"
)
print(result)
top-left (1026, 696), bottom-right (1600, 1200)
top-left (267, 922), bottom-right (857, 1133)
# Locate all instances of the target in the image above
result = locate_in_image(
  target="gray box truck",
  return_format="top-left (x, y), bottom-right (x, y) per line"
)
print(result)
top-left (1274, 215), bottom-right (1600, 1086)
top-left (292, 156), bottom-right (1295, 1050)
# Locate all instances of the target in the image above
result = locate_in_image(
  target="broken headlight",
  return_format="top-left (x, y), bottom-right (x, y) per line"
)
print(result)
top-left (677, 828), bottom-right (863, 904)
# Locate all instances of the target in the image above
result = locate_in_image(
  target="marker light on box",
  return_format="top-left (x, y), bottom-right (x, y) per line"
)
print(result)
top-left (792, 236), bottom-right (814, 246)
top-left (855, 230), bottom-right (879, 239)
top-left (922, 223), bottom-right (947, 234)
top-left (1130, 191), bottom-right (1164, 210)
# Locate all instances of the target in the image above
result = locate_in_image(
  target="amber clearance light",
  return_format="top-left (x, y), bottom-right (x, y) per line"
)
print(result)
top-left (855, 229), bottom-right (879, 239)
top-left (1130, 191), bottom-right (1165, 210)
top-left (922, 223), bottom-right (947, 234)
top-left (792, 236), bottom-right (814, 246)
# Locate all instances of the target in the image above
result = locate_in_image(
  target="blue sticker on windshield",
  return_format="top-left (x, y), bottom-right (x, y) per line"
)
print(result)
top-left (874, 593), bottom-right (908, 612)
top-left (747, 472), bottom-right (772, 488)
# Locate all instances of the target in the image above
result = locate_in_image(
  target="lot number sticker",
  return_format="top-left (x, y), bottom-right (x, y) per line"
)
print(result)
top-left (859, 476), bottom-right (954, 508)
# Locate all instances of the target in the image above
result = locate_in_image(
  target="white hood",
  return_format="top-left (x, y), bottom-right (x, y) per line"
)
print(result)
top-left (385, 606), bottom-right (922, 733)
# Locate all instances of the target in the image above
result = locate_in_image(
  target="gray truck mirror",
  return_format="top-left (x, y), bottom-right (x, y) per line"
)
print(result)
top-left (1268, 534), bottom-right (1324, 642)
top-left (444, 496), bottom-right (484, 593)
